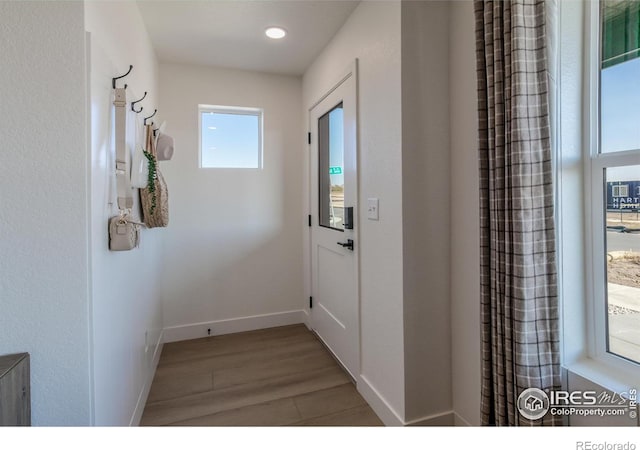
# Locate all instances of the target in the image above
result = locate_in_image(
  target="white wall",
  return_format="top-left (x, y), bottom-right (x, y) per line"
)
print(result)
top-left (449, 0), bottom-right (482, 426)
top-left (85, 1), bottom-right (164, 426)
top-left (0, 1), bottom-right (91, 425)
top-left (303, 1), bottom-right (406, 423)
top-left (401, 0), bottom-right (453, 424)
top-left (158, 63), bottom-right (304, 338)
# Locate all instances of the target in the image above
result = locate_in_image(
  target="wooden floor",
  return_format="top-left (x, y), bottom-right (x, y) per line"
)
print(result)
top-left (141, 324), bottom-right (383, 426)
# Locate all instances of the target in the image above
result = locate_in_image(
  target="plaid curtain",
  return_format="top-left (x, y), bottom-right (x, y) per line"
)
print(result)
top-left (474, 0), bottom-right (562, 426)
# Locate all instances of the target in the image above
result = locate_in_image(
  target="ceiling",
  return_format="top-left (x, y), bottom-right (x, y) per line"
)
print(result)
top-left (137, 1), bottom-right (360, 76)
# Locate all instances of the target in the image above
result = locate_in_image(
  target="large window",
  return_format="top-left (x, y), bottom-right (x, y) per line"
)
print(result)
top-left (593, 0), bottom-right (640, 366)
top-left (198, 105), bottom-right (262, 169)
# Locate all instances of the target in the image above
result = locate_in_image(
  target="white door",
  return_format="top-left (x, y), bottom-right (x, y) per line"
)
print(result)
top-left (309, 64), bottom-right (359, 379)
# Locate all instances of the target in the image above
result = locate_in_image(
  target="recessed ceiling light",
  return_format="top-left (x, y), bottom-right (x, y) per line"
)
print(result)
top-left (265, 27), bottom-right (286, 39)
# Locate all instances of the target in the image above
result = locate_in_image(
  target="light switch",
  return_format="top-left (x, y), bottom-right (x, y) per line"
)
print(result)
top-left (367, 198), bottom-right (379, 220)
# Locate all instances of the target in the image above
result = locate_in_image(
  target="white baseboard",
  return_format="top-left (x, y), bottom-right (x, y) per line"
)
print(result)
top-left (357, 375), bottom-right (405, 426)
top-left (163, 310), bottom-right (306, 343)
top-left (357, 375), bottom-right (456, 426)
top-left (453, 412), bottom-right (473, 426)
top-left (406, 410), bottom-right (455, 426)
top-left (130, 329), bottom-right (164, 426)
top-left (301, 309), bottom-right (311, 329)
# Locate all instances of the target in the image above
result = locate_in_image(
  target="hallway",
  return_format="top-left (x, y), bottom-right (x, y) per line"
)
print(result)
top-left (1, 0), bottom-right (462, 427)
top-left (141, 325), bottom-right (383, 426)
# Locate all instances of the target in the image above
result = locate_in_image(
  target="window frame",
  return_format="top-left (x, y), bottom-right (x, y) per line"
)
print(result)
top-left (197, 104), bottom-right (264, 170)
top-left (585, 0), bottom-right (640, 371)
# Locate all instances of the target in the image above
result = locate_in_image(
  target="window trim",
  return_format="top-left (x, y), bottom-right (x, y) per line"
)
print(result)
top-left (197, 104), bottom-right (264, 170)
top-left (585, 0), bottom-right (640, 372)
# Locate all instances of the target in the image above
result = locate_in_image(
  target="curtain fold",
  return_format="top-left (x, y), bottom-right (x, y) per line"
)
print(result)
top-left (474, 0), bottom-right (562, 426)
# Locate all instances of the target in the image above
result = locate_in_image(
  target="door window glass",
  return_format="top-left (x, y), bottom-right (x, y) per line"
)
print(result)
top-left (318, 103), bottom-right (344, 230)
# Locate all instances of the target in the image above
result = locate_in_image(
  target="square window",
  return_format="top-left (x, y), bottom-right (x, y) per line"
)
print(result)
top-left (199, 105), bottom-right (262, 169)
top-left (611, 184), bottom-right (629, 198)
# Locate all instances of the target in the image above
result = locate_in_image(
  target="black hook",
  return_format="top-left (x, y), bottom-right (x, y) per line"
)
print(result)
top-left (144, 109), bottom-right (157, 125)
top-left (131, 91), bottom-right (147, 113)
top-left (153, 127), bottom-right (160, 137)
top-left (112, 65), bottom-right (133, 89)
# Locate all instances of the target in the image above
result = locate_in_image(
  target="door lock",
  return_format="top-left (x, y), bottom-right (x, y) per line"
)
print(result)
top-left (337, 239), bottom-right (354, 251)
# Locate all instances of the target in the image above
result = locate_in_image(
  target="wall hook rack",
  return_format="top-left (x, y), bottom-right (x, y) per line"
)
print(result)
top-left (112, 65), bottom-right (133, 89)
top-left (144, 109), bottom-right (157, 125)
top-left (131, 91), bottom-right (147, 113)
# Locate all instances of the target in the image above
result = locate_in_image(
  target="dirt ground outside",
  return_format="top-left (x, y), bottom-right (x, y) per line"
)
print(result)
top-left (608, 252), bottom-right (640, 318)
top-left (606, 212), bottom-right (639, 314)
top-left (608, 252), bottom-right (640, 289)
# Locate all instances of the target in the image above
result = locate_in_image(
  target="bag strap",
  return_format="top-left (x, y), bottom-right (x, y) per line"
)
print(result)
top-left (145, 123), bottom-right (156, 157)
top-left (114, 88), bottom-right (133, 210)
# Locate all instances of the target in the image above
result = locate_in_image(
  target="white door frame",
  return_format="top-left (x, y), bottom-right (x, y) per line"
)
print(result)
top-left (306, 59), bottom-right (360, 379)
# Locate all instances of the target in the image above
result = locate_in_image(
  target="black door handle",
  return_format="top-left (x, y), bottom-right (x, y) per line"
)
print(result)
top-left (337, 239), bottom-right (354, 251)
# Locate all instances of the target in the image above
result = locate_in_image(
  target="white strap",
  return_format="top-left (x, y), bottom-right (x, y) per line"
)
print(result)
top-left (114, 88), bottom-right (133, 210)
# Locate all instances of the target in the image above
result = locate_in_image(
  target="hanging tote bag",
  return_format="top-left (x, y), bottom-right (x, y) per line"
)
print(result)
top-left (140, 124), bottom-right (169, 228)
